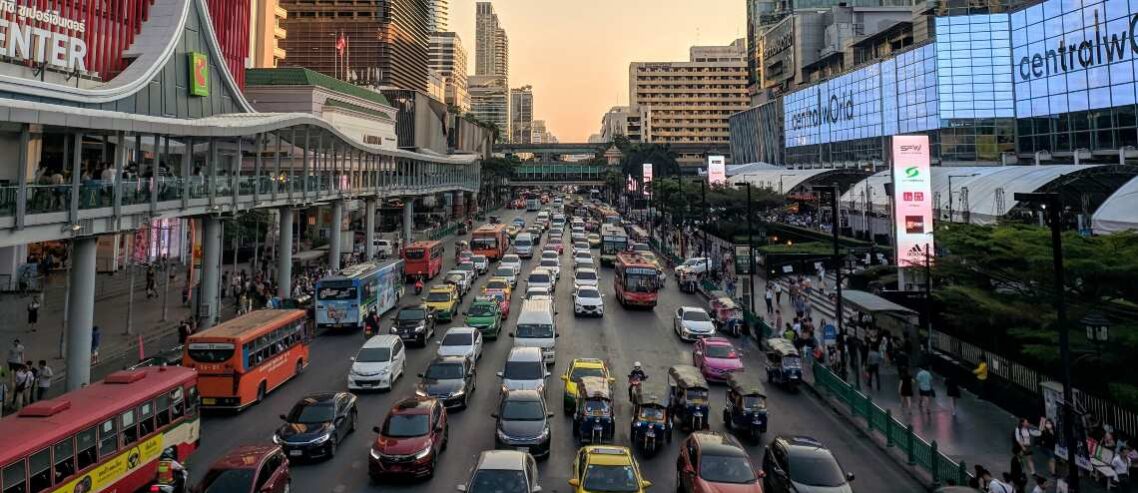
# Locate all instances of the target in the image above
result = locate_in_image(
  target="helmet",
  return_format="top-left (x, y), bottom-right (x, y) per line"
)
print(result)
top-left (633, 362), bottom-right (642, 369)
top-left (160, 447), bottom-right (177, 461)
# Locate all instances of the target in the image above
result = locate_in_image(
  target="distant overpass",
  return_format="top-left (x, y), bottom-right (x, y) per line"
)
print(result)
top-left (496, 142), bottom-right (731, 184)
top-left (494, 142), bottom-right (731, 159)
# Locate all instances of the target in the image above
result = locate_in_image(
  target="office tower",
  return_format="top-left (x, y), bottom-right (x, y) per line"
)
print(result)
top-left (510, 86), bottom-right (534, 144)
top-left (430, 32), bottom-right (470, 111)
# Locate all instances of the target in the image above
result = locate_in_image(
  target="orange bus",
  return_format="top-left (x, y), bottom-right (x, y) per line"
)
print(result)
top-left (471, 224), bottom-right (510, 260)
top-left (403, 240), bottom-right (444, 280)
top-left (183, 309), bottom-right (310, 410)
top-left (0, 366), bottom-right (199, 493)
top-left (614, 251), bottom-right (660, 308)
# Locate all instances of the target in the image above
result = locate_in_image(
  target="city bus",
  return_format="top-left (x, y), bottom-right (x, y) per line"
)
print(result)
top-left (614, 251), bottom-right (660, 308)
top-left (315, 259), bottom-right (406, 330)
top-left (525, 191), bottom-right (541, 211)
top-left (626, 225), bottom-right (649, 244)
top-left (183, 309), bottom-right (310, 410)
top-left (403, 240), bottom-right (444, 281)
top-left (0, 366), bottom-right (199, 493)
top-left (599, 224), bottom-right (628, 267)
top-left (471, 224), bottom-right (510, 260)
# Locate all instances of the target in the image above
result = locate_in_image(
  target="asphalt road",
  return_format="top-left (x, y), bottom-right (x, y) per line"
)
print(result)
top-left (191, 206), bottom-right (923, 493)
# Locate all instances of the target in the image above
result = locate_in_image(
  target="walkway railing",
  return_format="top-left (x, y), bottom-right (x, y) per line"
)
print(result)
top-left (812, 360), bottom-right (973, 487)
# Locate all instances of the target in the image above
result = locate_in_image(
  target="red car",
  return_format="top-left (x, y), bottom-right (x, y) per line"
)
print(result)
top-left (369, 396), bottom-right (449, 479)
top-left (547, 238), bottom-right (564, 254)
top-left (197, 444), bottom-right (292, 493)
top-left (676, 432), bottom-right (764, 493)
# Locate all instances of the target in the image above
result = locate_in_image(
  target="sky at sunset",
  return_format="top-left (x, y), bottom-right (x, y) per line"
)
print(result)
top-left (449, 0), bottom-right (747, 142)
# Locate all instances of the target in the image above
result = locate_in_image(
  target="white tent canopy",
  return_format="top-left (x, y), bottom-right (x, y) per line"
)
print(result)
top-left (1092, 175), bottom-right (1138, 234)
top-left (726, 162), bottom-right (780, 176)
top-left (731, 168), bottom-right (836, 194)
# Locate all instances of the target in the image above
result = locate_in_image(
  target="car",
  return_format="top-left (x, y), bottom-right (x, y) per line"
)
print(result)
top-left (630, 242), bottom-right (650, 253)
top-left (437, 327), bottom-right (484, 361)
top-left (392, 303), bottom-right (436, 346)
top-left (568, 446), bottom-right (652, 493)
top-left (527, 226), bottom-right (544, 241)
top-left (571, 231), bottom-right (587, 243)
top-left (513, 217), bottom-right (526, 227)
top-left (273, 392), bottom-right (358, 460)
top-left (482, 276), bottom-right (513, 300)
top-left (573, 241), bottom-right (591, 256)
top-left (573, 251), bottom-right (595, 269)
top-left (457, 450), bottom-right (543, 493)
top-left (526, 269), bottom-right (555, 293)
top-left (458, 251), bottom-right (474, 265)
top-left (507, 225), bottom-right (522, 238)
top-left (369, 396), bottom-right (449, 479)
top-left (444, 270), bottom-right (472, 297)
top-left (197, 445), bottom-right (291, 493)
top-left (526, 286), bottom-right (553, 301)
top-left (501, 254), bottom-right (523, 275)
top-left (349, 335), bottom-right (406, 391)
top-left (676, 432), bottom-right (764, 493)
top-left (465, 298), bottom-right (504, 339)
top-left (493, 266), bottom-right (519, 287)
top-left (472, 255), bottom-right (490, 274)
top-left (762, 436), bottom-right (854, 493)
top-left (538, 258), bottom-right (561, 280)
top-left (493, 389), bottom-right (554, 459)
top-left (675, 306), bottom-right (716, 341)
top-left (540, 249), bottom-right (559, 261)
top-left (483, 291), bottom-right (512, 317)
top-left (676, 257), bottom-right (716, 276)
top-left (573, 267), bottom-right (600, 288)
top-left (560, 358), bottom-right (613, 413)
top-left (573, 285), bottom-right (604, 317)
top-left (693, 337), bottom-right (745, 381)
top-left (417, 355), bottom-right (477, 409)
top-left (425, 284), bottom-right (461, 321)
top-left (456, 261), bottom-right (478, 278)
top-left (547, 238), bottom-right (565, 254)
top-left (587, 233), bottom-right (602, 248)
top-left (374, 239), bottom-right (395, 258)
top-left (499, 346), bottom-right (550, 395)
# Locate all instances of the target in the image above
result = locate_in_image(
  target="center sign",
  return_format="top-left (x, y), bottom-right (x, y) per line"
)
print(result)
top-left (0, 1), bottom-right (88, 72)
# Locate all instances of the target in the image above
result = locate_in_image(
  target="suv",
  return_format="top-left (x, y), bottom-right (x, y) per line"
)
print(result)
top-left (458, 450), bottom-right (542, 493)
top-left (762, 436), bottom-right (854, 493)
top-left (417, 355), bottom-right (477, 409)
top-left (676, 431), bottom-right (763, 493)
top-left (198, 444), bottom-right (290, 493)
top-left (392, 304), bottom-right (435, 346)
top-left (349, 335), bottom-right (406, 391)
top-left (369, 396), bottom-right (448, 479)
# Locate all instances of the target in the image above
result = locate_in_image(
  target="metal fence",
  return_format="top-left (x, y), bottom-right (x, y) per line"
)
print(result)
top-left (813, 360), bottom-right (973, 487)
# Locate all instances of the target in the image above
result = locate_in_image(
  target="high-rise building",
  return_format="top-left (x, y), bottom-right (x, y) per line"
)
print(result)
top-left (248, 0), bottom-right (288, 68)
top-left (469, 75), bottom-right (510, 142)
top-left (745, 0), bottom-right (786, 100)
top-left (280, 0), bottom-right (430, 91)
top-left (599, 106), bottom-right (639, 143)
top-left (430, 32), bottom-right (470, 111)
top-left (531, 120), bottom-right (558, 144)
top-left (475, 2), bottom-right (509, 79)
top-left (428, 0), bottom-right (448, 33)
top-left (510, 86), bottom-right (534, 144)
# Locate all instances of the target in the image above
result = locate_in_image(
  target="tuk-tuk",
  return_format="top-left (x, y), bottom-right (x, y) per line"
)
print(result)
top-left (457, 222), bottom-right (469, 235)
top-left (573, 376), bottom-right (615, 444)
top-left (723, 372), bottom-right (768, 442)
top-left (667, 365), bottom-right (710, 431)
top-left (630, 380), bottom-right (672, 455)
top-left (765, 338), bottom-right (802, 390)
top-left (709, 293), bottom-right (744, 337)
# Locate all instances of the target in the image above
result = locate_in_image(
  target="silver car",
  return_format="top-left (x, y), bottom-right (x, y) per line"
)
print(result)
top-left (437, 327), bottom-right (483, 361)
top-left (674, 306), bottom-right (716, 341)
top-left (457, 450), bottom-right (542, 493)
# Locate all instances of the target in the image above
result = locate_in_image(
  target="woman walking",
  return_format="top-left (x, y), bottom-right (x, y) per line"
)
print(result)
top-left (898, 370), bottom-right (914, 412)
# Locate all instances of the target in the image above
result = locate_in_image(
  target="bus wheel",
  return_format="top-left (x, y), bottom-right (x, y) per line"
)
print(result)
top-left (256, 382), bottom-right (267, 403)
top-left (296, 359), bottom-right (305, 375)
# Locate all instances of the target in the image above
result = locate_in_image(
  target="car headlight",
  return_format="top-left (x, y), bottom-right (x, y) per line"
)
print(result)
top-left (415, 387), bottom-right (428, 397)
top-left (501, 384), bottom-right (510, 394)
top-left (537, 427), bottom-right (550, 440)
top-left (272, 434), bottom-right (282, 444)
top-left (312, 432), bottom-right (332, 445)
top-left (414, 322), bottom-right (427, 332)
top-left (391, 326), bottom-right (400, 334)
top-left (497, 429), bottom-right (512, 442)
top-left (378, 367), bottom-right (391, 375)
top-left (369, 447), bottom-right (382, 460)
top-left (413, 445), bottom-right (433, 460)
top-left (450, 388), bottom-right (466, 397)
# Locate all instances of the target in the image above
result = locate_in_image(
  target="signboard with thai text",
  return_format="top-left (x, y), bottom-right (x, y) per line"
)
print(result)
top-left (642, 163), bottom-right (653, 196)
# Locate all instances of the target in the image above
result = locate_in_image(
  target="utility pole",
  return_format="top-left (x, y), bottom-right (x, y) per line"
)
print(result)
top-left (700, 180), bottom-right (710, 279)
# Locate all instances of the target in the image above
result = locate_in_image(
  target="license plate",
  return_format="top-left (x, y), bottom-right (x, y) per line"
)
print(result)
top-left (202, 398), bottom-right (216, 405)
top-left (289, 450), bottom-right (303, 457)
top-left (646, 430), bottom-right (656, 437)
top-left (594, 425), bottom-right (603, 431)
top-left (753, 419), bottom-right (762, 425)
top-left (694, 412), bottom-right (703, 417)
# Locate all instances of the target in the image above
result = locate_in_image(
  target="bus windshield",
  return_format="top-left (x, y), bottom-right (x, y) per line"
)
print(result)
top-left (622, 273), bottom-right (656, 293)
top-left (404, 249), bottom-right (426, 260)
top-left (471, 237), bottom-right (498, 249)
top-left (187, 343), bottom-right (235, 363)
top-left (318, 285), bottom-right (357, 300)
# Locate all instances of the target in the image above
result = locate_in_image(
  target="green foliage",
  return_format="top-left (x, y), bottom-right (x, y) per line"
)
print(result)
top-left (619, 142), bottom-right (680, 178)
top-left (757, 242), bottom-right (835, 255)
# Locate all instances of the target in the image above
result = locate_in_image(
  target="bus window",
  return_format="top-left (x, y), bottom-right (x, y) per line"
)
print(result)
top-left (3, 460), bottom-right (25, 493)
top-left (155, 394), bottom-right (171, 428)
top-left (28, 448), bottom-right (49, 493)
top-left (138, 401), bottom-right (155, 437)
top-left (186, 343), bottom-right (235, 363)
top-left (98, 419), bottom-right (118, 457)
top-left (404, 249), bottom-right (425, 260)
top-left (170, 388), bottom-right (186, 421)
top-left (52, 439), bottom-right (74, 485)
top-left (75, 428), bottom-right (97, 470)
top-left (121, 409), bottom-right (139, 446)
top-left (188, 386), bottom-right (200, 416)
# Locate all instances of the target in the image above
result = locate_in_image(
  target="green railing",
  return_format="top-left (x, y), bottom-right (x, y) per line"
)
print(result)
top-left (812, 361), bottom-right (972, 487)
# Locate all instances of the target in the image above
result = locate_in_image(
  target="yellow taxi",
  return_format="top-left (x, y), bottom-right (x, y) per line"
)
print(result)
top-left (568, 446), bottom-right (652, 492)
top-left (560, 358), bottom-right (614, 413)
top-left (481, 276), bottom-right (513, 300)
top-left (507, 225), bottom-right (522, 238)
top-left (424, 284), bottom-right (459, 321)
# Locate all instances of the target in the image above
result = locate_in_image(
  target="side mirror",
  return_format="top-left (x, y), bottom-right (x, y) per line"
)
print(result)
top-left (846, 472), bottom-right (855, 482)
top-left (436, 341), bottom-right (442, 345)
top-left (372, 426), bottom-right (382, 434)
top-left (757, 469), bottom-right (766, 478)
top-left (496, 371), bottom-right (504, 378)
top-left (568, 479), bottom-right (580, 488)
top-left (683, 465), bottom-right (694, 474)
top-left (417, 373), bottom-right (424, 378)
top-left (349, 356), bottom-right (356, 362)
top-left (608, 377), bottom-right (616, 383)
top-left (509, 333), bottom-right (516, 338)
top-left (547, 412), bottom-right (555, 418)
top-left (561, 375), bottom-right (569, 382)
top-left (555, 333), bottom-right (561, 338)
top-left (532, 486), bottom-right (542, 493)
top-left (457, 485), bottom-right (467, 492)
top-left (641, 480), bottom-right (653, 489)
top-left (491, 412), bottom-right (499, 418)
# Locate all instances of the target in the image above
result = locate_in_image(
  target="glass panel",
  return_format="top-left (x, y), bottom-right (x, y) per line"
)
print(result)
top-left (98, 419), bottom-right (117, 458)
top-left (75, 428), bottom-right (97, 470)
top-left (52, 439), bottom-right (74, 486)
top-left (2, 461), bottom-right (25, 493)
top-left (27, 449), bottom-right (49, 493)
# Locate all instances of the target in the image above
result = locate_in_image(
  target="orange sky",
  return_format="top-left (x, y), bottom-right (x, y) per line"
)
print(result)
top-left (450, 0), bottom-right (747, 142)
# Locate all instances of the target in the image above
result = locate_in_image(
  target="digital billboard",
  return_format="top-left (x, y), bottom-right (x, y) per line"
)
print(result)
top-left (891, 135), bottom-right (934, 268)
top-left (642, 163), bottom-right (653, 196)
top-left (784, 63), bottom-right (883, 147)
top-left (936, 15), bottom-right (1015, 119)
top-left (708, 156), bottom-right (726, 185)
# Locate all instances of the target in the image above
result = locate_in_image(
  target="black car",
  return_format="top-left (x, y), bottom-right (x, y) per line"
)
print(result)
top-left (417, 356), bottom-right (477, 409)
top-left (392, 304), bottom-right (436, 346)
top-left (273, 392), bottom-right (358, 460)
top-left (493, 389), bottom-right (553, 459)
top-left (762, 436), bottom-right (854, 493)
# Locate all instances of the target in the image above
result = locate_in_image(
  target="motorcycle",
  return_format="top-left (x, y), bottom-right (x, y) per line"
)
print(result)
top-left (414, 278), bottom-right (424, 295)
top-left (628, 376), bottom-right (643, 404)
top-left (148, 469), bottom-right (188, 493)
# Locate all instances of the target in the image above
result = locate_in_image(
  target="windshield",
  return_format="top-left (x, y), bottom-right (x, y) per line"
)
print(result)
top-left (356, 347), bottom-right (391, 363)
top-left (457, 263), bottom-right (474, 271)
top-left (789, 453), bottom-right (848, 487)
top-left (687, 389), bottom-right (709, 402)
top-left (540, 260), bottom-right (557, 269)
top-left (287, 403), bottom-right (334, 424)
top-left (623, 273), bottom-right (656, 293)
top-left (571, 367), bottom-right (606, 380)
top-left (516, 323), bottom-right (553, 338)
top-left (576, 271), bottom-right (597, 281)
top-left (382, 414), bottom-right (429, 437)
top-left (639, 407), bottom-right (665, 419)
top-left (515, 239), bottom-right (532, 247)
top-left (528, 273), bottom-right (550, 284)
top-left (469, 304), bottom-right (496, 317)
top-left (683, 310), bottom-right (711, 322)
top-left (583, 465), bottom-right (638, 492)
top-left (318, 286), bottom-right (357, 300)
top-left (472, 237), bottom-right (498, 250)
top-left (442, 332), bottom-right (474, 346)
top-left (699, 455), bottom-right (757, 484)
top-left (705, 345), bottom-right (737, 359)
top-left (577, 288), bottom-right (601, 299)
top-left (504, 361), bottom-right (544, 380)
top-left (501, 399), bottom-right (545, 420)
top-left (405, 249), bottom-right (425, 260)
top-left (495, 268), bottom-right (513, 277)
top-left (425, 362), bottom-right (465, 380)
top-left (201, 469), bottom-right (255, 493)
top-left (426, 291), bottom-right (452, 303)
top-left (584, 400), bottom-right (611, 414)
top-left (446, 274), bottom-right (465, 285)
top-left (469, 469), bottom-right (529, 493)
top-left (187, 343), bottom-right (235, 363)
top-left (486, 280), bottom-right (508, 291)
top-left (743, 396), bottom-right (766, 410)
top-left (398, 308), bottom-right (426, 321)
top-left (503, 255), bottom-right (519, 264)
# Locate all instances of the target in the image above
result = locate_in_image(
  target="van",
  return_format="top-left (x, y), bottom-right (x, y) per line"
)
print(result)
top-left (511, 298), bottom-right (557, 365)
top-left (348, 335), bottom-right (406, 390)
top-left (497, 346), bottom-right (550, 395)
top-left (515, 233), bottom-right (535, 259)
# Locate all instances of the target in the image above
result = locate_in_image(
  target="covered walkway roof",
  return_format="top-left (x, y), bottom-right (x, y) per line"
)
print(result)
top-left (1092, 175), bottom-right (1138, 234)
top-left (842, 290), bottom-right (918, 315)
top-left (731, 167), bottom-right (871, 194)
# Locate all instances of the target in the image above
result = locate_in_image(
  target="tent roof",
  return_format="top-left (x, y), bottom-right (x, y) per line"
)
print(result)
top-left (841, 290), bottom-right (918, 315)
top-left (730, 168), bottom-right (873, 193)
top-left (726, 162), bottom-right (780, 176)
top-left (1092, 175), bottom-right (1138, 234)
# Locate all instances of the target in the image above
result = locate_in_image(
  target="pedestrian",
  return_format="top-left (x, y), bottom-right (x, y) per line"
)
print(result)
top-left (0, 372), bottom-right (6, 418)
top-left (7, 339), bottom-right (24, 376)
top-left (146, 264), bottom-right (157, 298)
top-left (12, 364), bottom-right (30, 410)
top-left (26, 296), bottom-right (40, 332)
top-left (774, 281), bottom-right (783, 304)
top-left (973, 358), bottom-right (989, 400)
top-left (982, 469), bottom-right (1013, 493)
top-left (945, 375), bottom-right (961, 416)
top-left (1011, 444), bottom-right (1029, 491)
top-left (764, 287), bottom-right (774, 315)
top-left (1038, 418), bottom-right (1057, 476)
top-left (1111, 446), bottom-right (1131, 488)
top-left (178, 319), bottom-right (193, 345)
top-left (898, 369), bottom-right (914, 412)
top-left (35, 360), bottom-right (52, 402)
top-left (894, 344), bottom-right (910, 376)
top-left (774, 310), bottom-right (784, 337)
top-left (866, 346), bottom-right (882, 391)
top-left (91, 326), bottom-right (101, 364)
top-left (1014, 418), bottom-right (1037, 475)
top-left (915, 366), bottom-right (934, 414)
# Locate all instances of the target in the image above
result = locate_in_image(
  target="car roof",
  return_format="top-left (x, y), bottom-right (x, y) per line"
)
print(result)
top-left (487, 276), bottom-right (510, 283)
top-left (429, 284), bottom-right (456, 292)
top-left (432, 355), bottom-right (469, 365)
top-left (703, 337), bottom-right (733, 346)
top-left (584, 446), bottom-right (634, 466)
top-left (209, 444), bottom-right (280, 470)
top-left (362, 334), bottom-right (401, 348)
top-left (295, 392), bottom-right (341, 405)
top-left (477, 450), bottom-right (528, 470)
top-left (445, 327), bottom-right (477, 335)
top-left (692, 432), bottom-right (747, 457)
top-left (571, 358), bottom-right (606, 369)
top-left (777, 435), bottom-right (833, 454)
top-left (502, 389), bottom-right (543, 402)
top-left (390, 396), bottom-right (435, 415)
top-left (576, 267), bottom-right (597, 274)
top-left (508, 346), bottom-right (544, 361)
top-left (399, 303), bottom-right (428, 311)
top-left (681, 306), bottom-right (709, 314)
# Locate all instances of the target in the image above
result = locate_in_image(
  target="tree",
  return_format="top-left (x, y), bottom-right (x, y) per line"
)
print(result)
top-left (478, 155), bottom-right (517, 207)
top-left (620, 142), bottom-right (680, 179)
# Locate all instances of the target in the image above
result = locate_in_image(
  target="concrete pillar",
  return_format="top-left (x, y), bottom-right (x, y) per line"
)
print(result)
top-left (329, 200), bottom-right (343, 271)
top-left (199, 216), bottom-right (222, 329)
top-left (0, 245), bottom-right (28, 291)
top-left (278, 208), bottom-right (293, 299)
top-left (65, 237), bottom-right (96, 391)
top-left (365, 199), bottom-right (377, 260)
top-left (402, 199), bottom-right (414, 246)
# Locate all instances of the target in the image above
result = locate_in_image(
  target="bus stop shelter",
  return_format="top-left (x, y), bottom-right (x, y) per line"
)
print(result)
top-left (841, 290), bottom-right (921, 357)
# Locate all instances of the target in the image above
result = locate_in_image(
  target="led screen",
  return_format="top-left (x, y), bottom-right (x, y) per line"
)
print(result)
top-left (937, 14), bottom-right (1015, 119)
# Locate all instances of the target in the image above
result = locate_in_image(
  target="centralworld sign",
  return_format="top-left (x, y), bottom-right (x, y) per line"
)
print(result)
top-left (0, 0), bottom-right (88, 73)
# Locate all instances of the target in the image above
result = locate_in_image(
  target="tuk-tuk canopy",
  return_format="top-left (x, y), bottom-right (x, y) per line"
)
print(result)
top-left (766, 338), bottom-right (800, 358)
top-left (577, 376), bottom-right (613, 400)
top-left (668, 365), bottom-right (709, 390)
top-left (727, 372), bottom-right (767, 397)
top-left (637, 380), bottom-right (670, 408)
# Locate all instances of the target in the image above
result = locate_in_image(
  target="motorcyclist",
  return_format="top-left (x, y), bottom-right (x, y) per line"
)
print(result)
top-left (414, 275), bottom-right (425, 295)
top-left (155, 448), bottom-right (187, 493)
top-left (628, 362), bottom-right (648, 401)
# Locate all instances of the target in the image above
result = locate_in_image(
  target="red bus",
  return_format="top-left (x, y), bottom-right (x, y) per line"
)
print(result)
top-left (0, 366), bottom-right (199, 493)
top-left (183, 309), bottom-right (310, 410)
top-left (471, 224), bottom-right (510, 260)
top-left (403, 240), bottom-right (444, 281)
top-left (614, 251), bottom-right (660, 308)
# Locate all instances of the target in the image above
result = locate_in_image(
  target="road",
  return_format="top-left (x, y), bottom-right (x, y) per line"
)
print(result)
top-left (191, 206), bottom-right (922, 493)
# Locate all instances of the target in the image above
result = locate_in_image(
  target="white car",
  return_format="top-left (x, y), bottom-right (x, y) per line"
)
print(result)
top-left (573, 267), bottom-right (600, 288)
top-left (500, 254), bottom-right (523, 275)
top-left (526, 268), bottom-right (555, 293)
top-left (348, 335), bottom-right (406, 390)
top-left (471, 255), bottom-right (490, 275)
top-left (676, 257), bottom-right (715, 276)
top-left (572, 241), bottom-right (591, 256)
top-left (458, 451), bottom-right (543, 493)
top-left (373, 239), bottom-right (394, 258)
top-left (526, 285), bottom-right (553, 301)
top-left (540, 250), bottom-right (559, 261)
top-left (444, 270), bottom-right (473, 297)
top-left (492, 266), bottom-right (518, 287)
top-left (538, 258), bottom-right (561, 280)
top-left (571, 231), bottom-right (587, 243)
top-left (437, 327), bottom-right (483, 361)
top-left (573, 285), bottom-right (604, 317)
top-left (573, 251), bottom-right (593, 267)
top-left (674, 306), bottom-right (716, 341)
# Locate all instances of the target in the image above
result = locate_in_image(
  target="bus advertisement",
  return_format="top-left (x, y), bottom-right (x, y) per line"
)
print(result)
top-left (471, 224), bottom-right (510, 260)
top-left (315, 259), bottom-right (406, 330)
top-left (0, 366), bottom-right (199, 493)
top-left (615, 251), bottom-right (660, 308)
top-left (403, 240), bottom-right (444, 281)
top-left (599, 225), bottom-right (628, 267)
top-left (184, 310), bottom-right (310, 410)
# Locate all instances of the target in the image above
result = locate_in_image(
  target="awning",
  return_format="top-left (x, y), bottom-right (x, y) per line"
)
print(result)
top-left (1092, 175), bottom-right (1138, 234)
top-left (841, 290), bottom-right (918, 315)
top-left (293, 250), bottom-right (326, 263)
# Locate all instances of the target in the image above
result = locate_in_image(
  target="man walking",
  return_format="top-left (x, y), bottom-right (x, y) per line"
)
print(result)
top-left (764, 287), bottom-right (774, 315)
top-left (915, 366), bottom-right (934, 414)
top-left (7, 339), bottom-right (24, 377)
top-left (26, 296), bottom-right (40, 332)
top-left (35, 360), bottom-right (52, 402)
top-left (773, 282), bottom-right (783, 304)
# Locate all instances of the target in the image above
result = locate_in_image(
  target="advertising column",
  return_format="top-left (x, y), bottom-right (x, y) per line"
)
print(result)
top-left (708, 156), bottom-right (726, 186)
top-left (891, 135), bottom-right (933, 290)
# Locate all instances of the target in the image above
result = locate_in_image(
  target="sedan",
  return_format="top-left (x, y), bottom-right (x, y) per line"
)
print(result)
top-left (437, 327), bottom-right (483, 361)
top-left (493, 266), bottom-right (518, 287)
top-left (547, 239), bottom-right (565, 254)
top-left (457, 450), bottom-right (542, 493)
top-left (763, 435), bottom-right (854, 493)
top-left (500, 254), bottom-right (523, 275)
top-left (444, 270), bottom-right (472, 297)
top-left (456, 261), bottom-right (478, 278)
top-left (369, 396), bottom-right (448, 480)
top-left (674, 306), bottom-right (716, 341)
top-left (573, 285), bottom-right (604, 317)
top-left (571, 231), bottom-right (587, 243)
top-left (573, 251), bottom-right (595, 269)
top-left (538, 258), bottom-right (561, 280)
top-left (417, 356), bottom-right (477, 409)
top-left (693, 337), bottom-right (744, 381)
top-left (677, 432), bottom-right (764, 493)
top-left (573, 268), bottom-right (600, 289)
top-left (587, 233), bottom-right (602, 248)
top-left (273, 392), bottom-right (358, 460)
top-left (493, 390), bottom-right (554, 459)
top-left (573, 241), bottom-right (591, 256)
top-left (472, 255), bottom-right (490, 275)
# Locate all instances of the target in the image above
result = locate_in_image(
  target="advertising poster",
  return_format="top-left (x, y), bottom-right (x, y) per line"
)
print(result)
top-left (708, 156), bottom-right (726, 185)
top-left (891, 135), bottom-right (933, 268)
top-left (642, 163), bottom-right (653, 196)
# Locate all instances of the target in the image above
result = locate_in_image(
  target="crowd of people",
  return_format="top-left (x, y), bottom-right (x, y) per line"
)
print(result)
top-left (2, 339), bottom-right (53, 417)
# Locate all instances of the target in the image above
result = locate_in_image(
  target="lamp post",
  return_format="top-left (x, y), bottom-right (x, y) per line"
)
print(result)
top-left (734, 181), bottom-right (756, 315)
top-left (1015, 191), bottom-right (1079, 493)
top-left (814, 182), bottom-right (851, 388)
top-left (947, 173), bottom-right (980, 222)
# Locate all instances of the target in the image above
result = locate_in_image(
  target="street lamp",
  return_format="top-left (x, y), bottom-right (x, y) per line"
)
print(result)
top-left (947, 173), bottom-right (980, 222)
top-left (1014, 191), bottom-right (1079, 493)
top-left (733, 181), bottom-right (756, 315)
top-left (813, 182), bottom-right (851, 388)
